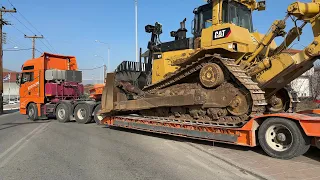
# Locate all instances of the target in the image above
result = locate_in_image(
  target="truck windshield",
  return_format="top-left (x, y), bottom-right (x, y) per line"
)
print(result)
top-left (21, 72), bottom-right (34, 84)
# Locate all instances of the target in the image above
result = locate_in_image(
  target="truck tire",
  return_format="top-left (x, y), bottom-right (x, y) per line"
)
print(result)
top-left (27, 103), bottom-right (38, 121)
top-left (93, 104), bottom-right (103, 125)
top-left (258, 117), bottom-right (311, 159)
top-left (74, 104), bottom-right (92, 124)
top-left (56, 103), bottom-right (71, 123)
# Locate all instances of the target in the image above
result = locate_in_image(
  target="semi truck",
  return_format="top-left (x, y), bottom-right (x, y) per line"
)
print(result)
top-left (18, 53), bottom-right (102, 124)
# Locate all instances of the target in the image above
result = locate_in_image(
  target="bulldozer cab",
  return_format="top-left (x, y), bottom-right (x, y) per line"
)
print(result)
top-left (192, 0), bottom-right (254, 38)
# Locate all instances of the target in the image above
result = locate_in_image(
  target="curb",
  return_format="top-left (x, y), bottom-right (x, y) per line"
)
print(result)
top-left (187, 143), bottom-right (274, 180)
top-left (4, 108), bottom-right (19, 111)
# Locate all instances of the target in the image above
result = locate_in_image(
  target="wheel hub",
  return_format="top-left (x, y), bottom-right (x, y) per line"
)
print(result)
top-left (58, 109), bottom-right (66, 119)
top-left (265, 124), bottom-right (293, 152)
top-left (276, 133), bottom-right (286, 142)
top-left (77, 108), bottom-right (86, 120)
top-left (29, 109), bottom-right (34, 117)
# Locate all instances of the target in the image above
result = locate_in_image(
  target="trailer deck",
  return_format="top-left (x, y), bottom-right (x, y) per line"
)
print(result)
top-left (100, 111), bottom-right (320, 148)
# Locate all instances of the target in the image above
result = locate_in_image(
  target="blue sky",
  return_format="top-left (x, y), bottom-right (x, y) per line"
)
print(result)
top-left (1, 0), bottom-right (314, 81)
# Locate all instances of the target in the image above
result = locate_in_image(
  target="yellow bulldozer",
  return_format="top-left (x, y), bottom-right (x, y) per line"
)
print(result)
top-left (100, 0), bottom-right (320, 128)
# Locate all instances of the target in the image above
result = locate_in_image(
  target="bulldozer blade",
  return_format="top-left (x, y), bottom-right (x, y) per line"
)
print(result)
top-left (101, 73), bottom-right (117, 113)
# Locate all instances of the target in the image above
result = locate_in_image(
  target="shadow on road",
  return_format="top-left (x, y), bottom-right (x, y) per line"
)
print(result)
top-left (107, 126), bottom-right (319, 161)
top-left (108, 126), bottom-right (213, 145)
top-left (302, 147), bottom-right (320, 162)
top-left (0, 120), bottom-right (51, 131)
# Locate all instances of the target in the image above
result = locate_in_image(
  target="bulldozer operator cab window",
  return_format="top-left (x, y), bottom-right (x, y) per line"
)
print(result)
top-left (228, 2), bottom-right (253, 32)
top-left (193, 1), bottom-right (253, 37)
top-left (21, 72), bottom-right (34, 85)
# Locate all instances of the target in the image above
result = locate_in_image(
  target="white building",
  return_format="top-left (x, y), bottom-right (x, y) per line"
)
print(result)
top-left (290, 68), bottom-right (313, 98)
top-left (3, 69), bottom-right (20, 101)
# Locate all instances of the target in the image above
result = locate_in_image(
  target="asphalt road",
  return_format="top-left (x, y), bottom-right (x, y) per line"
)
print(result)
top-left (0, 112), bottom-right (261, 180)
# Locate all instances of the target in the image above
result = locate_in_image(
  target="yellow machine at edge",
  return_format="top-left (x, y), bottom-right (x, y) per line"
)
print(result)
top-left (100, 0), bottom-right (320, 128)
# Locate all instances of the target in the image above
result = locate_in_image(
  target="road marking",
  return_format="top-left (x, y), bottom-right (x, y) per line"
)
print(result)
top-left (0, 122), bottom-right (50, 168)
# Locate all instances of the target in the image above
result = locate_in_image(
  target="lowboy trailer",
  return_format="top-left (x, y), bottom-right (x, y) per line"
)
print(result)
top-left (99, 111), bottom-right (320, 159)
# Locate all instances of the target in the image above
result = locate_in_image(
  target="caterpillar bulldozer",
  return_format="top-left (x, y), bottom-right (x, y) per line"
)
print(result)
top-left (101, 0), bottom-right (320, 125)
top-left (98, 0), bottom-right (320, 159)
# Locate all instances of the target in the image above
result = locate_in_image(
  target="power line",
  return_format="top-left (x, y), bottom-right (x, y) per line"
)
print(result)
top-left (39, 38), bottom-right (55, 53)
top-left (9, 13), bottom-right (54, 52)
top-left (9, 24), bottom-right (26, 36)
top-left (5, 38), bottom-right (27, 49)
top-left (7, 0), bottom-right (41, 34)
top-left (43, 38), bottom-right (57, 53)
top-left (38, 47), bottom-right (45, 53)
top-left (9, 13), bottom-right (36, 35)
top-left (9, 12), bottom-right (55, 53)
top-left (80, 65), bottom-right (105, 71)
top-left (35, 48), bottom-right (42, 54)
top-left (8, 14), bottom-right (54, 53)
top-left (6, 0), bottom-right (58, 53)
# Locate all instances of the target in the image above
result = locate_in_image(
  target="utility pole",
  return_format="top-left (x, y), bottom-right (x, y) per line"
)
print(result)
top-left (0, 7), bottom-right (16, 114)
top-left (135, 0), bottom-right (138, 62)
top-left (103, 64), bottom-right (107, 83)
top-left (107, 47), bottom-right (110, 74)
top-left (24, 35), bottom-right (43, 59)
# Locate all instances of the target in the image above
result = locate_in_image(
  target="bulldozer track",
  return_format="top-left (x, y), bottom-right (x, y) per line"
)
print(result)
top-left (143, 54), bottom-right (267, 124)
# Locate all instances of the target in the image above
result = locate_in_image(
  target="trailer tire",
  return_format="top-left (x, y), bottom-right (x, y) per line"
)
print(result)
top-left (56, 103), bottom-right (71, 123)
top-left (258, 117), bottom-right (311, 159)
top-left (93, 104), bottom-right (103, 125)
top-left (74, 104), bottom-right (92, 124)
top-left (27, 103), bottom-right (38, 121)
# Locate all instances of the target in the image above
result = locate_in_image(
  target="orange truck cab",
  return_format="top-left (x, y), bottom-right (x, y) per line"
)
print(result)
top-left (19, 52), bottom-right (101, 124)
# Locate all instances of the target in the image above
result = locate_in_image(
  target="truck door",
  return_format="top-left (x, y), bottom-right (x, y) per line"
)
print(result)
top-left (19, 66), bottom-right (40, 110)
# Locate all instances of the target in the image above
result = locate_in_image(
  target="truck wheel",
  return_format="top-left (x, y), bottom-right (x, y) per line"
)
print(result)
top-left (93, 104), bottom-right (103, 125)
top-left (27, 103), bottom-right (38, 121)
top-left (258, 118), bottom-right (311, 159)
top-left (56, 103), bottom-right (70, 123)
top-left (74, 104), bottom-right (92, 124)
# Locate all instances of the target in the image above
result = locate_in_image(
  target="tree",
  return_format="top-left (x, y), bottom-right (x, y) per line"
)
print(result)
top-left (310, 70), bottom-right (320, 100)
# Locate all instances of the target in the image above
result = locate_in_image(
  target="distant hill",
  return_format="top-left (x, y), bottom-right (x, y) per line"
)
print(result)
top-left (3, 68), bottom-right (15, 72)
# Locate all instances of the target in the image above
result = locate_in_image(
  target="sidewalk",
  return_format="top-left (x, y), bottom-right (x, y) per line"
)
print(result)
top-left (3, 103), bottom-right (19, 114)
top-left (3, 103), bottom-right (20, 111)
top-left (193, 143), bottom-right (320, 180)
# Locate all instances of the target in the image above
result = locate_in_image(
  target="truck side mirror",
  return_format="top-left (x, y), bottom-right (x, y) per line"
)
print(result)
top-left (16, 74), bottom-right (21, 85)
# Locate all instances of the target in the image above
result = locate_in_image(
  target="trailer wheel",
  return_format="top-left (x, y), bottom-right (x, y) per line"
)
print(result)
top-left (27, 103), bottom-right (38, 121)
top-left (258, 117), bottom-right (310, 159)
top-left (93, 104), bottom-right (103, 124)
top-left (74, 104), bottom-right (92, 124)
top-left (56, 103), bottom-right (70, 123)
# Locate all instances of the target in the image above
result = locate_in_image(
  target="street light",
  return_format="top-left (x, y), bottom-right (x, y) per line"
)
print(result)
top-left (135, 0), bottom-right (138, 62)
top-left (3, 46), bottom-right (20, 51)
top-left (94, 55), bottom-right (106, 83)
top-left (95, 40), bottom-right (110, 74)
